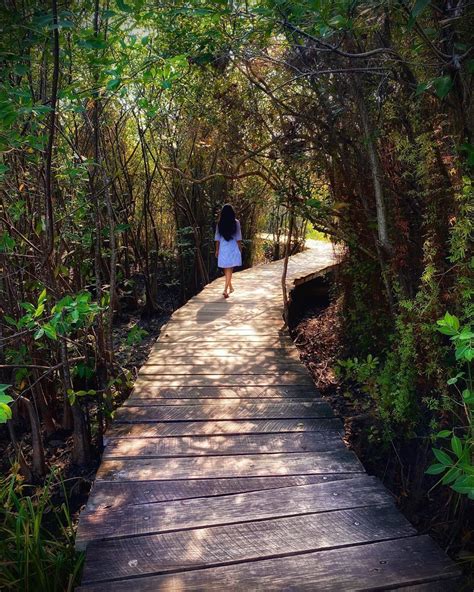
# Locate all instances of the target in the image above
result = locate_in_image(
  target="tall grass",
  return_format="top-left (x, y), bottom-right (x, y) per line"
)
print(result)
top-left (0, 466), bottom-right (84, 592)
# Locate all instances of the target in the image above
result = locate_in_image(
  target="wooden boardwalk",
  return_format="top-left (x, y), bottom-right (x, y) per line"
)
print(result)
top-left (76, 243), bottom-right (460, 591)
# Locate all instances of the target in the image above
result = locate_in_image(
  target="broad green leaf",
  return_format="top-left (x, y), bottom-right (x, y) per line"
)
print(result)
top-left (433, 76), bottom-right (453, 99)
top-left (451, 435), bottom-right (463, 458)
top-left (442, 467), bottom-right (461, 485)
top-left (0, 402), bottom-right (12, 422)
top-left (106, 77), bottom-right (122, 91)
top-left (432, 448), bottom-right (452, 466)
top-left (43, 324), bottom-right (57, 340)
top-left (425, 463), bottom-right (445, 475)
top-left (436, 430), bottom-right (451, 438)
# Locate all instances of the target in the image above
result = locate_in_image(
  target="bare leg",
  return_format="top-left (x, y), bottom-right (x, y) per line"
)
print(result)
top-left (229, 268), bottom-right (234, 293)
top-left (223, 268), bottom-right (232, 296)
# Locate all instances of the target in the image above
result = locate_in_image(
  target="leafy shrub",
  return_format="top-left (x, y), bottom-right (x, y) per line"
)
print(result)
top-left (425, 313), bottom-right (474, 499)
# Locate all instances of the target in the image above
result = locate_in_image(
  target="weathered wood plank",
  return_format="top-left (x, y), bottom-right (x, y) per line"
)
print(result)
top-left (83, 474), bottom-right (357, 511)
top-left (140, 363), bottom-right (308, 375)
top-left (145, 351), bottom-right (302, 362)
top-left (81, 504), bottom-right (415, 583)
top-left (76, 536), bottom-right (460, 591)
top-left (156, 334), bottom-right (294, 344)
top-left (103, 431), bottom-right (344, 458)
top-left (123, 397), bottom-right (317, 406)
top-left (114, 401), bottom-right (333, 422)
top-left (133, 374), bottom-right (314, 387)
top-left (95, 451), bottom-right (363, 482)
top-left (106, 418), bottom-right (343, 438)
top-left (76, 476), bottom-right (386, 547)
top-left (129, 385), bottom-right (318, 399)
top-left (149, 344), bottom-right (297, 352)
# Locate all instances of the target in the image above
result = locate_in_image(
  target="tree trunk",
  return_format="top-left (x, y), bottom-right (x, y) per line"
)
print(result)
top-left (282, 205), bottom-right (295, 323)
top-left (22, 396), bottom-right (46, 478)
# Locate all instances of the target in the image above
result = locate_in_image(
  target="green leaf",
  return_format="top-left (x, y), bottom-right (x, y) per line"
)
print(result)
top-left (106, 77), bottom-right (122, 92)
top-left (462, 389), bottom-right (474, 404)
top-left (442, 467), bottom-right (461, 485)
top-left (436, 430), bottom-right (452, 438)
top-left (447, 372), bottom-right (464, 385)
top-left (433, 76), bottom-right (453, 99)
top-left (451, 475), bottom-right (474, 495)
top-left (432, 448), bottom-right (452, 466)
top-left (0, 393), bottom-right (13, 405)
top-left (451, 435), bottom-right (463, 458)
top-left (34, 328), bottom-right (45, 340)
top-left (43, 324), bottom-right (57, 340)
top-left (116, 0), bottom-right (133, 12)
top-left (425, 463), bottom-right (445, 475)
top-left (458, 328), bottom-right (474, 340)
top-left (0, 402), bottom-right (12, 422)
top-left (415, 82), bottom-right (430, 96)
top-left (411, 0), bottom-right (431, 19)
top-left (34, 303), bottom-right (45, 319)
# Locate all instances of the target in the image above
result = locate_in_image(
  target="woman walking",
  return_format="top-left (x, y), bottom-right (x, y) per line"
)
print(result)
top-left (214, 204), bottom-right (242, 298)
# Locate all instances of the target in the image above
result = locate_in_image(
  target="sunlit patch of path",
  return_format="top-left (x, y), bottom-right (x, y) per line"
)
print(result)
top-left (76, 241), bottom-right (460, 591)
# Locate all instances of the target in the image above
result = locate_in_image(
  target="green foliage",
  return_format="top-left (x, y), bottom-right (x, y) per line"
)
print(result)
top-left (126, 324), bottom-right (149, 345)
top-left (0, 384), bottom-right (13, 423)
top-left (0, 468), bottom-right (84, 591)
top-left (4, 290), bottom-right (102, 344)
top-left (426, 313), bottom-right (474, 499)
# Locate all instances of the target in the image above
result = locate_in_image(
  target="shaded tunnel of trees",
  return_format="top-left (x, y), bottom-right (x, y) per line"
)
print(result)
top-left (0, 0), bottom-right (472, 587)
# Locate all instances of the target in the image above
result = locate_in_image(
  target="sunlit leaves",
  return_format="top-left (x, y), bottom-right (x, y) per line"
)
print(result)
top-left (427, 313), bottom-right (474, 499)
top-left (0, 385), bottom-right (13, 423)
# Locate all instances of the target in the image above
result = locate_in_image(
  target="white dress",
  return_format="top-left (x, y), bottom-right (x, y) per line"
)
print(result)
top-left (215, 219), bottom-right (242, 269)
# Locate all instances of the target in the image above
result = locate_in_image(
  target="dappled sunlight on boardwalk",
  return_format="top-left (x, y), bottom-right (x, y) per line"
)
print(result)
top-left (76, 242), bottom-right (460, 591)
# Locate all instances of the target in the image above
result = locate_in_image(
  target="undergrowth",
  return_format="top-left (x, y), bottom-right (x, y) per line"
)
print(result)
top-left (0, 466), bottom-right (84, 592)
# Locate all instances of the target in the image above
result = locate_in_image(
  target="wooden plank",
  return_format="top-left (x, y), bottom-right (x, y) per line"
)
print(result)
top-left (83, 474), bottom-right (357, 511)
top-left (76, 476), bottom-right (386, 547)
top-left (164, 316), bottom-right (285, 324)
top-left (76, 536), bottom-right (460, 591)
top-left (81, 504), bottom-right (415, 583)
top-left (103, 431), bottom-right (344, 458)
top-left (140, 363), bottom-right (308, 375)
top-left (149, 344), bottom-right (297, 352)
top-left (145, 351), bottom-right (301, 362)
top-left (156, 334), bottom-right (294, 344)
top-left (95, 451), bottom-right (363, 482)
top-left (133, 374), bottom-right (314, 387)
top-left (123, 397), bottom-right (318, 406)
top-left (129, 385), bottom-right (317, 399)
top-left (114, 401), bottom-right (333, 422)
top-left (168, 314), bottom-right (283, 322)
top-left (106, 418), bottom-right (343, 438)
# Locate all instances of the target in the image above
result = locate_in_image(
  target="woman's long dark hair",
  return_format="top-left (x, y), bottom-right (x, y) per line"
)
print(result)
top-left (217, 204), bottom-right (237, 241)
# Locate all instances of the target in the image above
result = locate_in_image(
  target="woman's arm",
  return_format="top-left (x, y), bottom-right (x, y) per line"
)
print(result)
top-left (215, 240), bottom-right (219, 257)
top-left (237, 240), bottom-right (242, 252)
